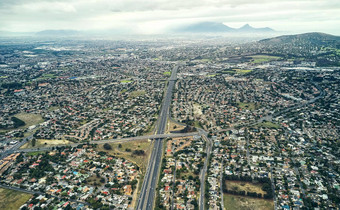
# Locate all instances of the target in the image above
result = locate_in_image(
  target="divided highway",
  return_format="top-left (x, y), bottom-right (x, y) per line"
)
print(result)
top-left (136, 65), bottom-right (178, 210)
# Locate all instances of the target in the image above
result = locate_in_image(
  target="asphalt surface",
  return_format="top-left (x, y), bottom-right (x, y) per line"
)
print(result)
top-left (0, 135), bottom-right (33, 159)
top-left (136, 65), bottom-right (178, 210)
top-left (199, 133), bottom-right (212, 210)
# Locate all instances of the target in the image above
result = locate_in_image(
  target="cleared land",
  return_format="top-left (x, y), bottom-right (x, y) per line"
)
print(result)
top-left (251, 55), bottom-right (281, 64)
top-left (166, 120), bottom-right (186, 134)
top-left (226, 181), bottom-right (267, 195)
top-left (0, 188), bottom-right (32, 210)
top-left (20, 139), bottom-right (71, 149)
top-left (223, 193), bottom-right (274, 210)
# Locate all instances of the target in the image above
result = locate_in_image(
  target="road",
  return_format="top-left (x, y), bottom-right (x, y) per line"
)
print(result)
top-left (14, 132), bottom-right (197, 154)
top-left (199, 133), bottom-right (212, 210)
top-left (136, 65), bottom-right (178, 210)
top-left (0, 135), bottom-right (33, 159)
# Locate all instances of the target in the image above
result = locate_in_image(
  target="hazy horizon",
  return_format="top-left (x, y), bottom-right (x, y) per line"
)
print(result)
top-left (0, 0), bottom-right (339, 35)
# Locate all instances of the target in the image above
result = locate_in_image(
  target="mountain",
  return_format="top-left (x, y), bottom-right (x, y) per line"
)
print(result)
top-left (259, 32), bottom-right (340, 46)
top-left (177, 22), bottom-right (235, 33)
top-left (238, 24), bottom-right (274, 33)
top-left (175, 22), bottom-right (275, 33)
top-left (35, 30), bottom-right (80, 36)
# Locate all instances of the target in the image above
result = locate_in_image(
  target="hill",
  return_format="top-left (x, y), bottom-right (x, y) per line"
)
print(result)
top-left (176, 22), bottom-right (275, 33)
top-left (259, 32), bottom-right (340, 46)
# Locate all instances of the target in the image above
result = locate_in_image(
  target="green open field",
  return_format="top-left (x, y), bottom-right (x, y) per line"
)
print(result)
top-left (120, 79), bottom-right (133, 84)
top-left (222, 69), bottom-right (253, 75)
top-left (234, 69), bottom-right (253, 74)
top-left (224, 193), bottom-right (274, 210)
top-left (237, 102), bottom-right (258, 111)
top-left (37, 73), bottom-right (57, 80)
top-left (163, 71), bottom-right (171, 76)
top-left (129, 90), bottom-right (146, 98)
top-left (14, 113), bottom-right (44, 128)
top-left (254, 121), bottom-right (280, 129)
top-left (251, 55), bottom-right (281, 64)
top-left (26, 151), bottom-right (46, 156)
top-left (0, 113), bottom-right (44, 133)
top-left (0, 188), bottom-right (32, 210)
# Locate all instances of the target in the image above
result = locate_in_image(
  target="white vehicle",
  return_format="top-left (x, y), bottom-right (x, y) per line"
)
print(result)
top-left (9, 141), bottom-right (18, 145)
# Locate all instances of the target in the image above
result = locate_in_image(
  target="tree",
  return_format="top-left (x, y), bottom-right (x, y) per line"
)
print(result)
top-left (31, 138), bottom-right (36, 147)
top-left (103, 143), bottom-right (112, 150)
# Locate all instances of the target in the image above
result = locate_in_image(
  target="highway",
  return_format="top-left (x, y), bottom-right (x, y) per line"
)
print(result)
top-left (136, 65), bottom-right (178, 210)
top-left (199, 132), bottom-right (212, 210)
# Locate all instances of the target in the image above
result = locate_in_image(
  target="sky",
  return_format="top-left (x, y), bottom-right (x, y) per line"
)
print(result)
top-left (0, 0), bottom-right (339, 35)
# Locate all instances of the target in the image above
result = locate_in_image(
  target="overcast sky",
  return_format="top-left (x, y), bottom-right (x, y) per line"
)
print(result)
top-left (0, 0), bottom-right (339, 35)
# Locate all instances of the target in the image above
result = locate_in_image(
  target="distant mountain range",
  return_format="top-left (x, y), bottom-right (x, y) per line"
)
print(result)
top-left (176, 22), bottom-right (275, 33)
top-left (259, 32), bottom-right (340, 45)
top-left (35, 30), bottom-right (80, 36)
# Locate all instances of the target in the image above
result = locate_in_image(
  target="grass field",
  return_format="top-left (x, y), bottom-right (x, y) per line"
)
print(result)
top-left (234, 69), bottom-right (253, 74)
top-left (129, 90), bottom-right (146, 98)
top-left (237, 102), bottom-right (258, 111)
top-left (96, 140), bottom-right (152, 174)
top-left (0, 188), bottom-right (32, 210)
top-left (251, 55), bottom-right (281, 64)
top-left (224, 193), bottom-right (274, 210)
top-left (26, 151), bottom-right (46, 156)
top-left (20, 139), bottom-right (71, 149)
top-left (37, 73), bottom-right (57, 80)
top-left (222, 69), bottom-right (253, 75)
top-left (163, 71), bottom-right (171, 76)
top-left (1, 113), bottom-right (44, 133)
top-left (86, 175), bottom-right (105, 187)
top-left (14, 113), bottom-right (44, 128)
top-left (226, 181), bottom-right (267, 195)
top-left (166, 120), bottom-right (186, 133)
top-left (254, 121), bottom-right (280, 129)
top-left (121, 79), bottom-right (133, 84)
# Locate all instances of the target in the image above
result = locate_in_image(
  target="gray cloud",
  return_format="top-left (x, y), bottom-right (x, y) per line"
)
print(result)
top-left (0, 0), bottom-right (339, 34)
